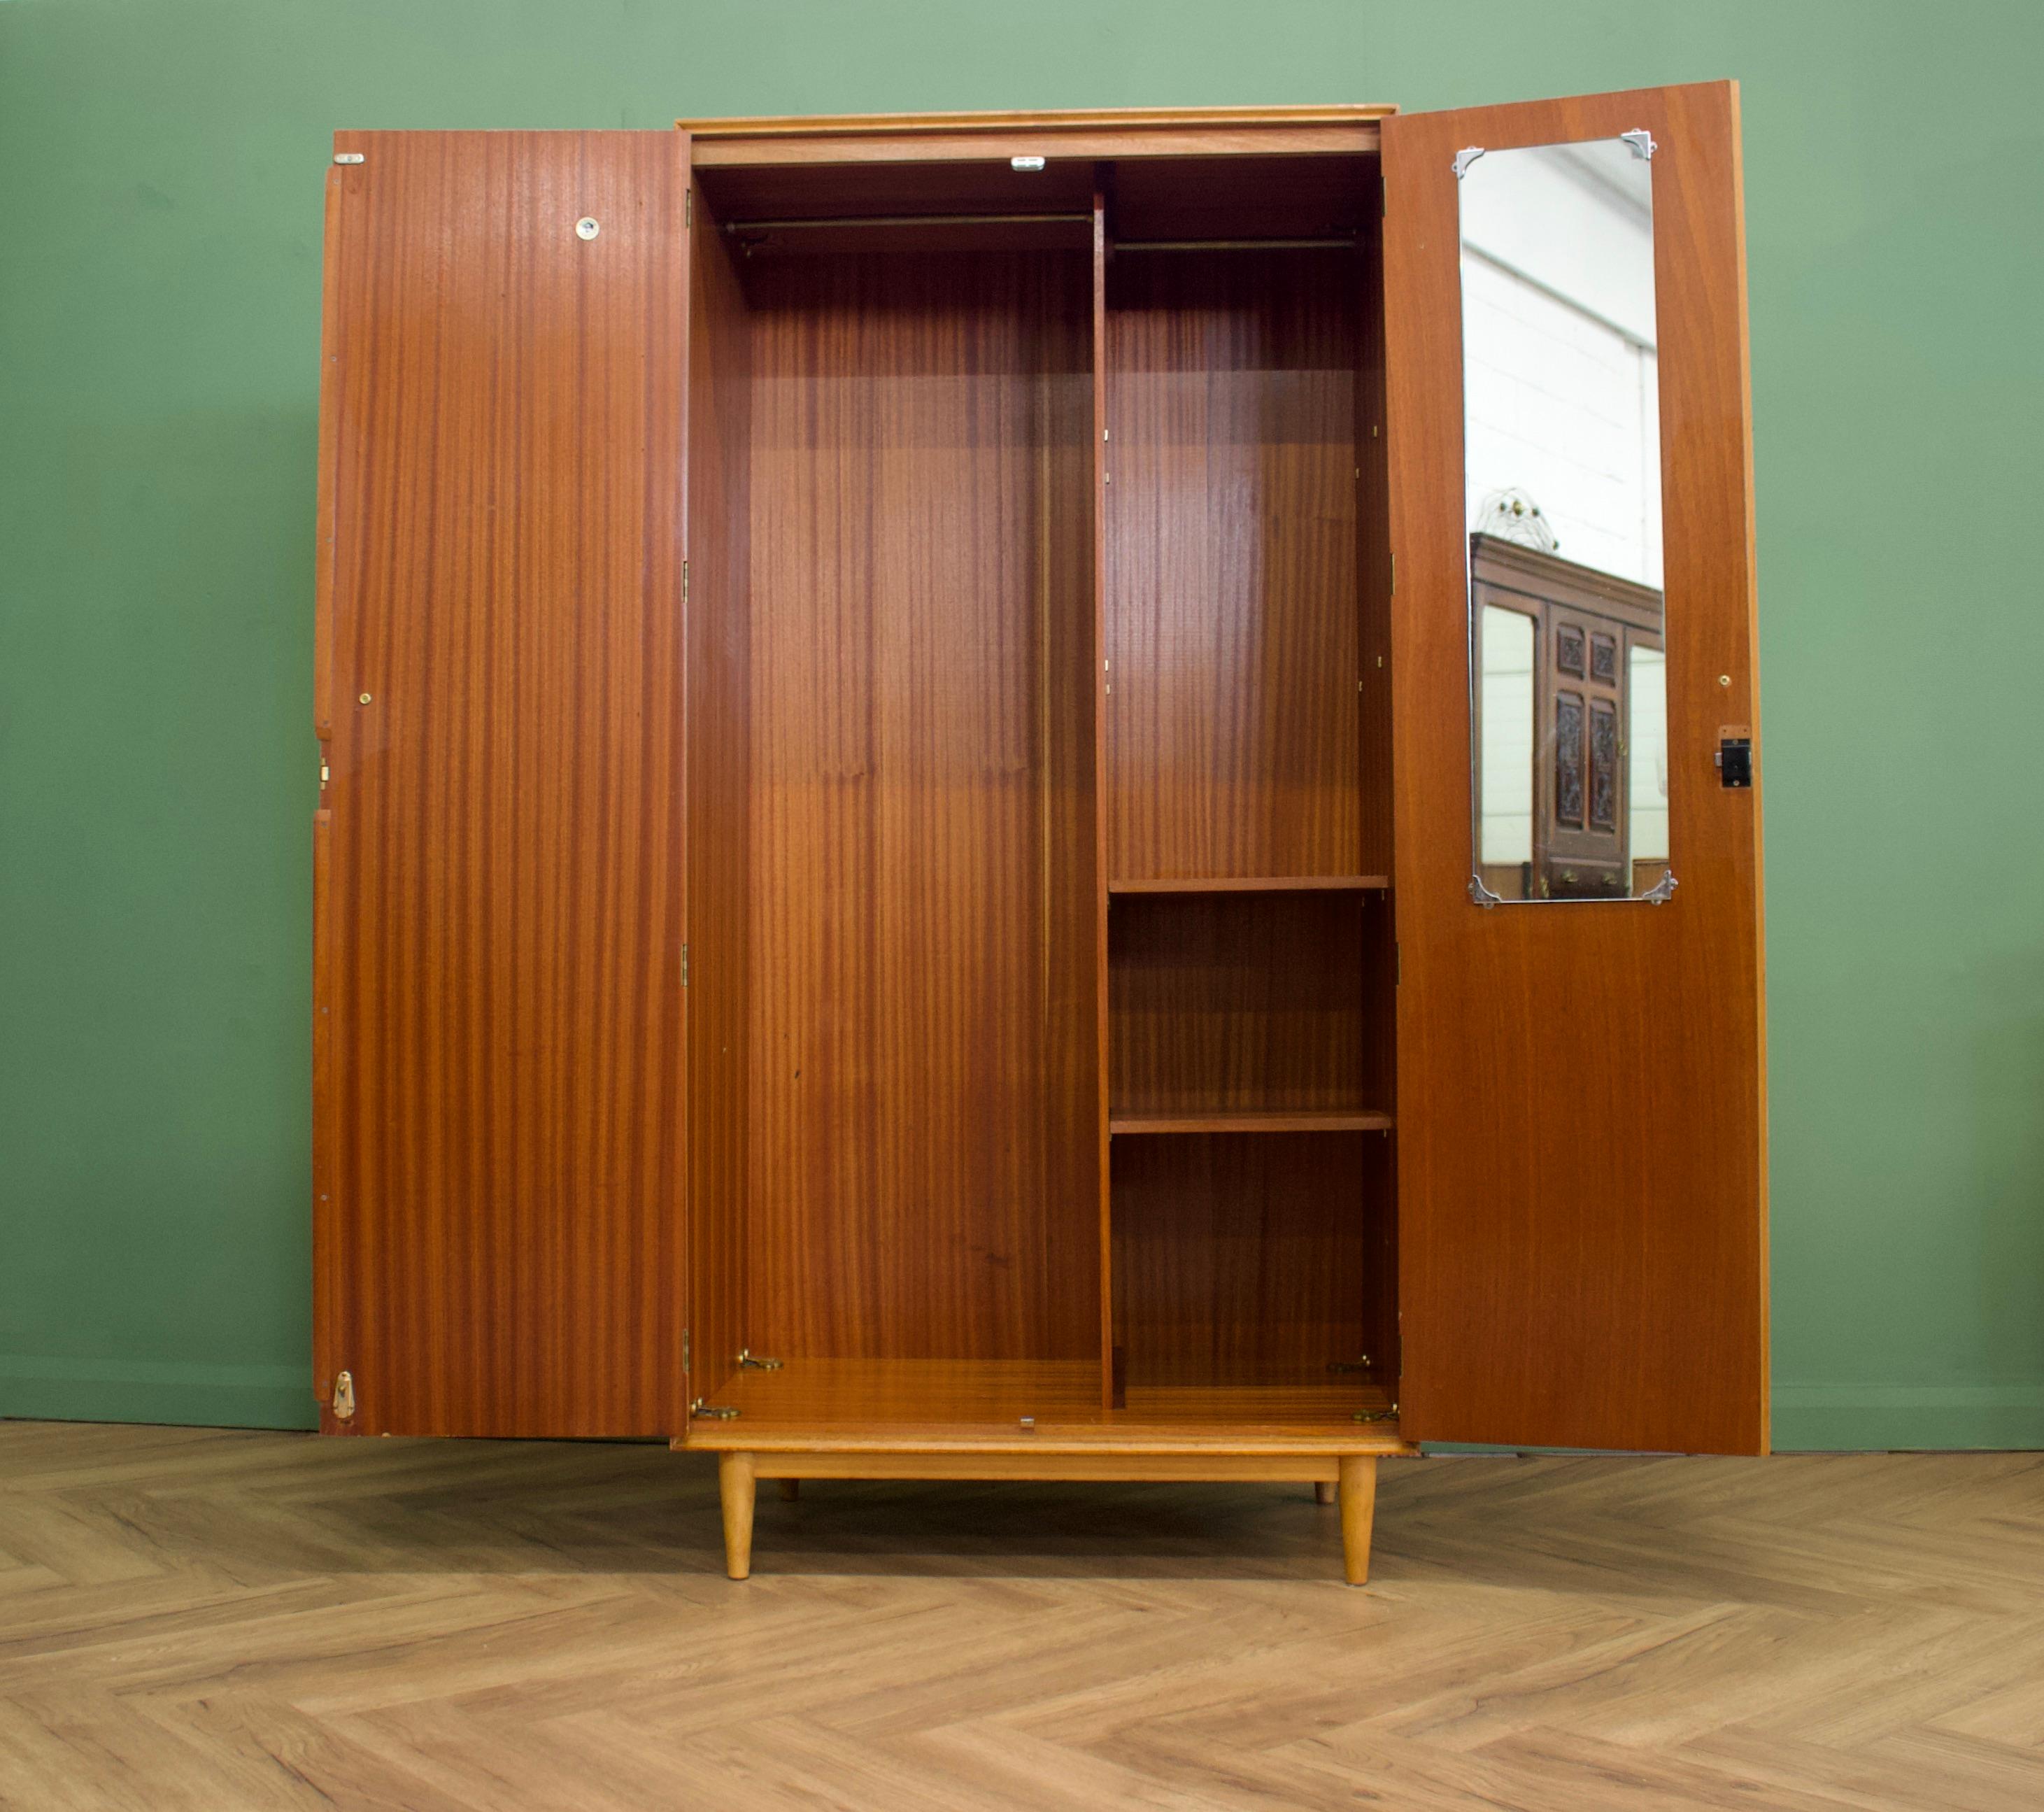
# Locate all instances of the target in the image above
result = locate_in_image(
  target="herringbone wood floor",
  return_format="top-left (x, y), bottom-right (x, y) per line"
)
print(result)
top-left (1, 1423), bottom-right (2038, 1810)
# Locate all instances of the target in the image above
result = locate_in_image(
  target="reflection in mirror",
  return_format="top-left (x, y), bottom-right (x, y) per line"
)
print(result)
top-left (1460, 136), bottom-right (1668, 903)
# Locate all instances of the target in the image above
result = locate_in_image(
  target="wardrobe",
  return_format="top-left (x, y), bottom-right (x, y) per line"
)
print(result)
top-left (311, 88), bottom-right (1766, 1585)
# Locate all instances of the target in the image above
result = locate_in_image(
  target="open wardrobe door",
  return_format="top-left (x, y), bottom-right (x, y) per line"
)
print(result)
top-left (313, 132), bottom-right (689, 1437)
top-left (1383, 84), bottom-right (1768, 1452)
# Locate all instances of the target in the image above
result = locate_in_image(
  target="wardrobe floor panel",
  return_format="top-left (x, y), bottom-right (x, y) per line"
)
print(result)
top-left (681, 1357), bottom-right (1401, 1449)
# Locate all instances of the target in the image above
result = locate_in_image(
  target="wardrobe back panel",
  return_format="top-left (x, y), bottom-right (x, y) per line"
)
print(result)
top-left (1105, 248), bottom-right (1361, 880)
top-left (744, 250), bottom-right (1100, 1361)
top-left (1108, 892), bottom-right (1370, 1115)
top-left (1111, 1132), bottom-right (1390, 1385)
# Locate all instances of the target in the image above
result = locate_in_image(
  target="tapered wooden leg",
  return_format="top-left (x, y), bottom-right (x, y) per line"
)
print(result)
top-left (1338, 1454), bottom-right (1377, 1586)
top-left (777, 1478), bottom-right (800, 1501)
top-left (1314, 1480), bottom-right (1337, 1506)
top-left (719, 1452), bottom-right (756, 1580)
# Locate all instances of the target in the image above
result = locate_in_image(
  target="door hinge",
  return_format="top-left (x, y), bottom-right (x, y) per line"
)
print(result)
top-left (691, 1399), bottom-right (739, 1420)
top-left (681, 560), bottom-right (688, 604)
top-left (330, 1369), bottom-right (355, 1421)
top-left (682, 1328), bottom-right (691, 1374)
top-left (685, 188), bottom-right (693, 228)
top-left (681, 942), bottom-right (689, 987)
top-left (1394, 942), bottom-right (1400, 985)
top-left (1389, 551), bottom-right (1395, 593)
top-left (737, 1349), bottom-right (782, 1370)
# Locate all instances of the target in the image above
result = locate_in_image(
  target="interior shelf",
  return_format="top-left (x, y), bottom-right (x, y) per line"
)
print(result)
top-left (1109, 1110), bottom-right (1393, 1135)
top-left (1109, 875), bottom-right (1389, 895)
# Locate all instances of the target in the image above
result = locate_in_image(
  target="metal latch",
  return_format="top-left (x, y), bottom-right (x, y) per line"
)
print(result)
top-left (1353, 1403), bottom-right (1399, 1424)
top-left (331, 1370), bottom-right (355, 1421)
top-left (736, 1349), bottom-right (782, 1370)
top-left (690, 1399), bottom-right (739, 1420)
top-left (1717, 733), bottom-right (1754, 788)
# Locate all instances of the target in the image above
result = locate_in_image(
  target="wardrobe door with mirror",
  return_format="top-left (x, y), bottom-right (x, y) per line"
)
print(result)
top-left (1384, 83), bottom-right (1766, 1454)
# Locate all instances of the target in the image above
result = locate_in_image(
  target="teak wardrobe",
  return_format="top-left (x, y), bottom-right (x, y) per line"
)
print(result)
top-left (312, 90), bottom-right (1766, 1585)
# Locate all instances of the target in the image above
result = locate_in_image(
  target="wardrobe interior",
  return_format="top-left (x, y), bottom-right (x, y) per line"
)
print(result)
top-left (684, 148), bottom-right (1398, 1429)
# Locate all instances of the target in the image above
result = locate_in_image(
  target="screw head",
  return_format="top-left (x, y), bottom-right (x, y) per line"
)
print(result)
top-left (358, 693), bottom-right (372, 705)
top-left (1719, 674), bottom-right (1731, 687)
top-left (575, 216), bottom-right (599, 240)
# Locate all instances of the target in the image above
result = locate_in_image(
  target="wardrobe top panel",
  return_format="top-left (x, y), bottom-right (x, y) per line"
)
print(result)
top-left (679, 104), bottom-right (1394, 168)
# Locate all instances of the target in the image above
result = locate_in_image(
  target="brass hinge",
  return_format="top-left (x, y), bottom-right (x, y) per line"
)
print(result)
top-left (682, 1328), bottom-right (691, 1374)
top-left (330, 1369), bottom-right (355, 1421)
top-left (1354, 1402), bottom-right (1399, 1424)
top-left (691, 1399), bottom-right (739, 1420)
top-left (681, 942), bottom-right (689, 987)
top-left (685, 188), bottom-right (693, 228)
top-left (737, 1349), bottom-right (782, 1370)
top-left (1389, 551), bottom-right (1395, 593)
top-left (681, 560), bottom-right (688, 604)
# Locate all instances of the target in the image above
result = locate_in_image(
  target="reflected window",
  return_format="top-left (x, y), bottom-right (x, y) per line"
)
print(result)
top-left (1461, 134), bottom-right (1670, 903)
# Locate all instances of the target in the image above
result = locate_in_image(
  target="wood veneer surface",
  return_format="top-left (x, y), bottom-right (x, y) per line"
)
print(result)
top-left (1105, 248), bottom-right (1363, 879)
top-left (680, 109), bottom-right (1393, 171)
top-left (1384, 83), bottom-right (1766, 1453)
top-left (679, 1358), bottom-right (1399, 1450)
top-left (1109, 891), bottom-right (1369, 1116)
top-left (1111, 1133), bottom-right (1392, 1389)
top-left (741, 250), bottom-right (1100, 1362)
top-left (314, 131), bottom-right (687, 1437)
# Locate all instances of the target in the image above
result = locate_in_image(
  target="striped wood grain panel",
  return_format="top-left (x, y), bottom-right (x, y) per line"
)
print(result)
top-left (1111, 1132), bottom-right (1393, 1388)
top-left (315, 131), bottom-right (687, 1437)
top-left (1104, 247), bottom-right (1362, 879)
top-left (1384, 83), bottom-right (1766, 1452)
top-left (1108, 891), bottom-right (1370, 1116)
top-left (743, 250), bottom-right (1100, 1361)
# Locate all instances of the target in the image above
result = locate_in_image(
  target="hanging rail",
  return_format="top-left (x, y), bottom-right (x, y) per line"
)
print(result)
top-left (723, 215), bottom-right (1358, 252)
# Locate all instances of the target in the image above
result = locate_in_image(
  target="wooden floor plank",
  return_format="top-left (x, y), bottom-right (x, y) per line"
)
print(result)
top-left (0, 1423), bottom-right (2038, 1809)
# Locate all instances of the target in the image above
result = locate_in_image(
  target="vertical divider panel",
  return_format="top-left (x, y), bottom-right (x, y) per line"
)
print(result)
top-left (1356, 176), bottom-right (1401, 1394)
top-left (1091, 172), bottom-right (1119, 1410)
top-left (683, 155), bottom-right (753, 1410)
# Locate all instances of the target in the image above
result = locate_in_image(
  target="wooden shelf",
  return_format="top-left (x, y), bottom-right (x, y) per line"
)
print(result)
top-left (676, 1358), bottom-right (1405, 1453)
top-left (1109, 875), bottom-right (1389, 895)
top-left (1109, 1110), bottom-right (1393, 1135)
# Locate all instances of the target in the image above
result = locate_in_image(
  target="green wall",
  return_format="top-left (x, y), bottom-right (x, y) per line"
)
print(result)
top-left (3, 0), bottom-right (2040, 1448)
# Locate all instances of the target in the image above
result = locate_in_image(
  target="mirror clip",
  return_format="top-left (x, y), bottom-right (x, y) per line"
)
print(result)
top-left (1452, 146), bottom-right (1486, 180)
top-left (1469, 874), bottom-right (1505, 909)
top-left (1621, 129), bottom-right (1657, 162)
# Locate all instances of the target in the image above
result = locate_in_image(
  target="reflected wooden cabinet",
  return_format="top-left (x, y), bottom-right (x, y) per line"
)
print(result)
top-left (312, 90), bottom-right (1766, 1584)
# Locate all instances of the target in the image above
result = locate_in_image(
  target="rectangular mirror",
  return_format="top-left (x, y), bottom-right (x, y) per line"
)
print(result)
top-left (1459, 134), bottom-right (1669, 903)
